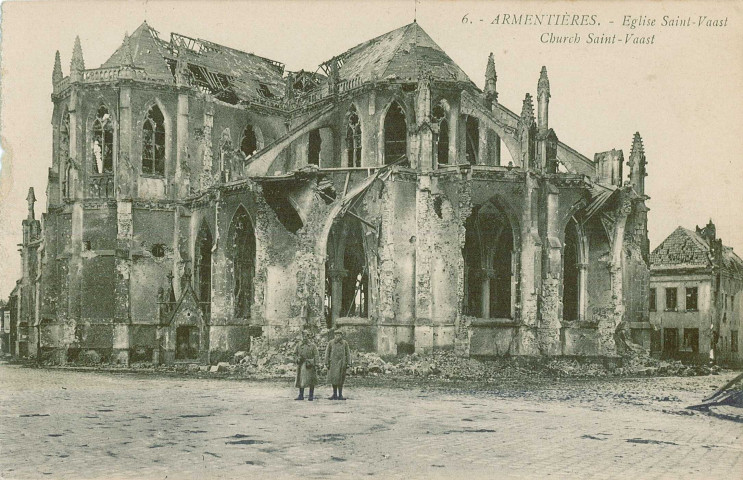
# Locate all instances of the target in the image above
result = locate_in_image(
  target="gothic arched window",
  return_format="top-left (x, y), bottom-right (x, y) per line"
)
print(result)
top-left (230, 208), bottom-right (256, 318)
top-left (92, 105), bottom-right (113, 174)
top-left (346, 105), bottom-right (362, 167)
top-left (384, 101), bottom-right (407, 164)
top-left (142, 105), bottom-right (165, 176)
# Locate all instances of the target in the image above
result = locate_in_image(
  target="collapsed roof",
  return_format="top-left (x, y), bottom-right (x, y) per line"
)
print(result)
top-left (100, 21), bottom-right (475, 106)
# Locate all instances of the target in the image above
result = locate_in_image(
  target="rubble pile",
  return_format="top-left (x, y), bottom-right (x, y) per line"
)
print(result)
top-left (54, 337), bottom-right (723, 380)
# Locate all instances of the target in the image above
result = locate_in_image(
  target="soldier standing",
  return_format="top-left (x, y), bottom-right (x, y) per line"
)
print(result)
top-left (294, 328), bottom-right (320, 401)
top-left (326, 329), bottom-right (351, 400)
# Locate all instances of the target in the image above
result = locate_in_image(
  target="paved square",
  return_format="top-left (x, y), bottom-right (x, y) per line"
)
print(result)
top-left (1, 365), bottom-right (741, 479)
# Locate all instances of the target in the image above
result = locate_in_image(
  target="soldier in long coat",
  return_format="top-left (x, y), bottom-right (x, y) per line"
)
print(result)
top-left (294, 329), bottom-right (320, 401)
top-left (325, 329), bottom-right (351, 400)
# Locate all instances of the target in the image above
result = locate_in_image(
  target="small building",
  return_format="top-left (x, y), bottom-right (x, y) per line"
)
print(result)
top-left (649, 221), bottom-right (743, 365)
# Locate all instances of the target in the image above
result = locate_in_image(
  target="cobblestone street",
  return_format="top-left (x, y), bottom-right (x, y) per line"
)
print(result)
top-left (1, 364), bottom-right (741, 479)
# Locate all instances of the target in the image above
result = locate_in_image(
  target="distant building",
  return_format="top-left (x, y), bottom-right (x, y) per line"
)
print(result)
top-left (13, 22), bottom-right (650, 365)
top-left (649, 221), bottom-right (743, 364)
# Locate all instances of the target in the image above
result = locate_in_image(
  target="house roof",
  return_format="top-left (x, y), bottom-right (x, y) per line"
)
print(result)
top-left (325, 22), bottom-right (473, 85)
top-left (650, 227), bottom-right (712, 270)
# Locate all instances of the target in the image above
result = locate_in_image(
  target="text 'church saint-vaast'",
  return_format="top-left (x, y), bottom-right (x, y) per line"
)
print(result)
top-left (11, 21), bottom-right (651, 365)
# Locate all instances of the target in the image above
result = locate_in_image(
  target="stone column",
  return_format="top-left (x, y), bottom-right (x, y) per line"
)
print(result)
top-left (481, 268), bottom-right (493, 319)
top-left (578, 262), bottom-right (589, 322)
top-left (327, 268), bottom-right (347, 326)
top-left (599, 197), bottom-right (631, 356)
top-left (517, 173), bottom-right (539, 354)
top-left (414, 175), bottom-right (434, 353)
top-left (175, 91), bottom-right (190, 197)
top-left (538, 184), bottom-right (562, 355)
top-left (113, 200), bottom-right (132, 365)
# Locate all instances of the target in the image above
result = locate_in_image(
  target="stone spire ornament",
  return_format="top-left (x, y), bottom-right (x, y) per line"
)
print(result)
top-left (537, 66), bottom-right (550, 100)
top-left (521, 93), bottom-right (535, 125)
top-left (71, 36), bottom-right (85, 72)
top-left (484, 53), bottom-right (497, 105)
top-left (53, 50), bottom-right (63, 86)
top-left (26, 187), bottom-right (36, 220)
top-left (121, 32), bottom-right (135, 67)
top-left (628, 132), bottom-right (647, 195)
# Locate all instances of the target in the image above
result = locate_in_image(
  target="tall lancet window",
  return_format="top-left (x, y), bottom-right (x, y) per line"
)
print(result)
top-left (92, 105), bottom-right (114, 174)
top-left (346, 105), bottom-right (362, 167)
top-left (384, 101), bottom-right (407, 164)
top-left (142, 105), bottom-right (165, 176)
top-left (433, 104), bottom-right (449, 165)
top-left (60, 109), bottom-right (71, 198)
top-left (230, 207), bottom-right (256, 319)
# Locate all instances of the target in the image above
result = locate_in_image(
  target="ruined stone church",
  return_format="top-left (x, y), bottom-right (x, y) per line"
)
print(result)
top-left (13, 21), bottom-right (651, 365)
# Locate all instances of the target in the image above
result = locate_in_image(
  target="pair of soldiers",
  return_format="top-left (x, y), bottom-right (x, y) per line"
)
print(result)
top-left (294, 328), bottom-right (350, 401)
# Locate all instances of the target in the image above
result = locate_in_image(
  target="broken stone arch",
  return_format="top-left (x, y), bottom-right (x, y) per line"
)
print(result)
top-left (463, 195), bottom-right (521, 319)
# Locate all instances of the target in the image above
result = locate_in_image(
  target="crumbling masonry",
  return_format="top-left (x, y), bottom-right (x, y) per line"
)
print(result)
top-left (12, 22), bottom-right (651, 364)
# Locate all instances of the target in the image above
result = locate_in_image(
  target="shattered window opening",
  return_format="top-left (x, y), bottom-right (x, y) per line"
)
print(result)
top-left (230, 208), bottom-right (255, 319)
top-left (465, 115), bottom-right (480, 165)
top-left (384, 101), bottom-right (407, 164)
top-left (240, 125), bottom-right (258, 159)
top-left (346, 106), bottom-right (362, 167)
top-left (91, 105), bottom-right (113, 174)
top-left (464, 202), bottom-right (514, 318)
top-left (326, 218), bottom-right (369, 325)
top-left (142, 105), bottom-right (165, 176)
top-left (308, 129), bottom-right (321, 166)
top-left (432, 105), bottom-right (449, 166)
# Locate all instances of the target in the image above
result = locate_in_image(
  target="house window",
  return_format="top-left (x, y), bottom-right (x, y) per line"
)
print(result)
top-left (685, 287), bottom-right (698, 311)
top-left (142, 105), bottom-right (165, 176)
top-left (682, 328), bottom-right (699, 353)
top-left (732, 331), bottom-right (739, 353)
top-left (649, 288), bottom-right (656, 312)
top-left (665, 287), bottom-right (677, 311)
top-left (92, 105), bottom-right (113, 174)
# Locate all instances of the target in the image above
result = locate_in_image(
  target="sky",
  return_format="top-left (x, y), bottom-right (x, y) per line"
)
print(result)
top-left (1, 0), bottom-right (742, 298)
